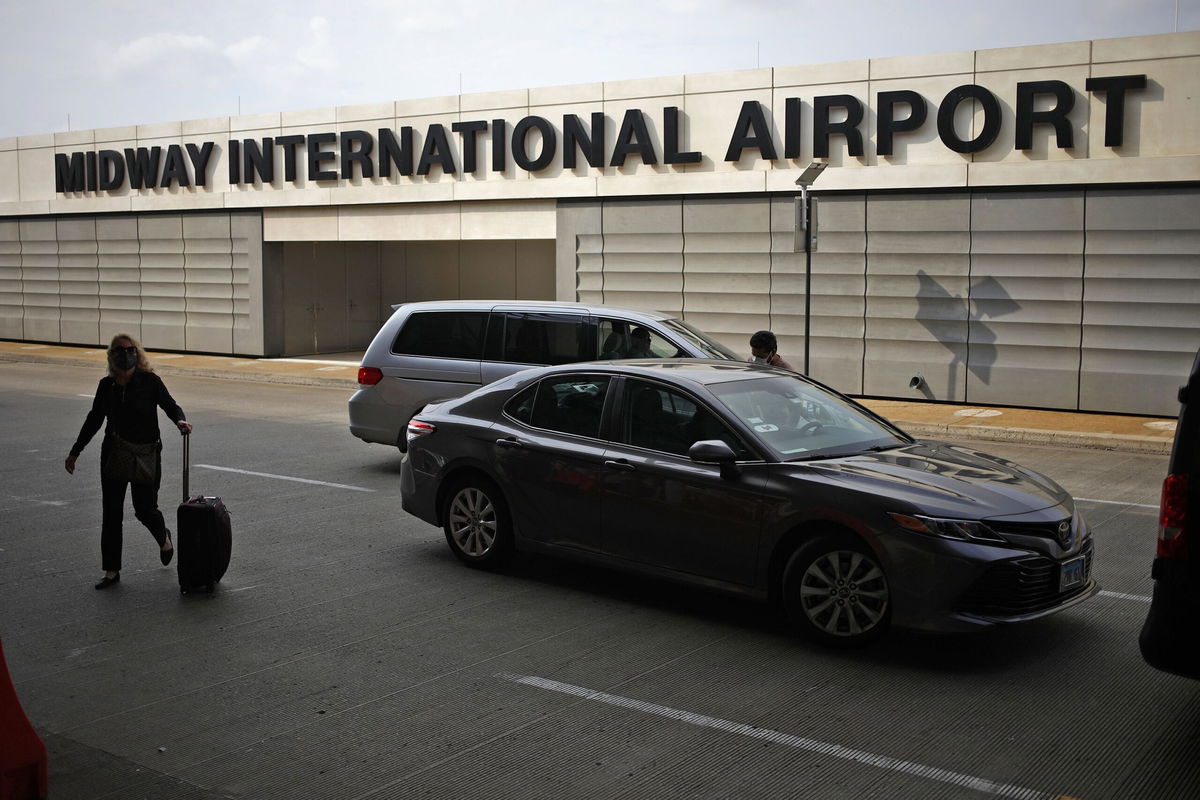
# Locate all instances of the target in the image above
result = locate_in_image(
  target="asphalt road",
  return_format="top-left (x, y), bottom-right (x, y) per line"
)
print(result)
top-left (1, 362), bottom-right (1197, 800)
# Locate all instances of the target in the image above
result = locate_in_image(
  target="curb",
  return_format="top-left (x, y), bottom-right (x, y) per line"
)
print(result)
top-left (0, 352), bottom-right (359, 390)
top-left (899, 422), bottom-right (1171, 455)
top-left (2, 350), bottom-right (1172, 455)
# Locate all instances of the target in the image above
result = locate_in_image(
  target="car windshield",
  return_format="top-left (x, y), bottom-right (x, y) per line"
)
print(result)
top-left (660, 319), bottom-right (740, 360)
top-left (708, 376), bottom-right (908, 459)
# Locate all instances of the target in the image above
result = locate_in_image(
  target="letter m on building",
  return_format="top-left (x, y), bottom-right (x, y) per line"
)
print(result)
top-left (55, 152), bottom-right (86, 192)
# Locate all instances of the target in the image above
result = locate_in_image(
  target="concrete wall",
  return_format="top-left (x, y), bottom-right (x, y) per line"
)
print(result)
top-left (559, 186), bottom-right (1200, 416)
top-left (0, 211), bottom-right (263, 354)
top-left (2, 32), bottom-right (1197, 216)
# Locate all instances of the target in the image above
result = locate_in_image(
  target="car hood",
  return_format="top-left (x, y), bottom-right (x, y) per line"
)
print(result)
top-left (799, 441), bottom-right (1071, 518)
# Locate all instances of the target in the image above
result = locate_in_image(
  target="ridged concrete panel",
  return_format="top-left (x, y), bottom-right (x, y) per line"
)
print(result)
top-left (183, 214), bottom-right (234, 353)
top-left (967, 192), bottom-right (1084, 409)
top-left (1082, 188), bottom-right (1200, 414)
top-left (138, 216), bottom-right (186, 350)
top-left (864, 194), bottom-right (971, 401)
top-left (772, 196), bottom-right (867, 392)
top-left (57, 218), bottom-right (99, 344)
top-left (557, 203), bottom-right (602, 304)
top-left (231, 212), bottom-right (264, 355)
top-left (602, 201), bottom-right (683, 315)
top-left (682, 198), bottom-right (771, 348)
top-left (575, 233), bottom-right (604, 304)
top-left (0, 220), bottom-right (20, 338)
top-left (19, 220), bottom-right (59, 342)
top-left (97, 217), bottom-right (142, 342)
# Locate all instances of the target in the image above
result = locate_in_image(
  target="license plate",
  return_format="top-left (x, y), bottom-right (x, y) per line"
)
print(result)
top-left (1059, 555), bottom-right (1088, 592)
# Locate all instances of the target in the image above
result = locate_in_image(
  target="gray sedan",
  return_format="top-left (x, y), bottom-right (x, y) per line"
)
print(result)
top-left (400, 360), bottom-right (1097, 646)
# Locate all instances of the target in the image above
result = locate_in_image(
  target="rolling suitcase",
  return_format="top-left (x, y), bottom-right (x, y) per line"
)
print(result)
top-left (176, 432), bottom-right (232, 595)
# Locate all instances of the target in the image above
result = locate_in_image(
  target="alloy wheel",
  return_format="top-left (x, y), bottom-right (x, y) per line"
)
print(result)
top-left (448, 487), bottom-right (498, 557)
top-left (798, 549), bottom-right (889, 638)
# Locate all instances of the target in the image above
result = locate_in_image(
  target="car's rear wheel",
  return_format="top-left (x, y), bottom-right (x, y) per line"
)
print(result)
top-left (442, 477), bottom-right (514, 568)
top-left (782, 532), bottom-right (891, 647)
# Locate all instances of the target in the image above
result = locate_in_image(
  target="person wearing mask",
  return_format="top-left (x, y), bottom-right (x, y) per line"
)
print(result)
top-left (65, 333), bottom-right (194, 589)
top-left (748, 330), bottom-right (795, 371)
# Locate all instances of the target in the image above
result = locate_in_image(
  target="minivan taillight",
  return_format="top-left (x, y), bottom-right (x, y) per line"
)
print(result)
top-left (358, 367), bottom-right (383, 386)
top-left (406, 420), bottom-right (436, 442)
top-left (1158, 473), bottom-right (1190, 559)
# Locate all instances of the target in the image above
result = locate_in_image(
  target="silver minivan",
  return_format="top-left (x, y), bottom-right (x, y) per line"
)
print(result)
top-left (349, 300), bottom-right (740, 451)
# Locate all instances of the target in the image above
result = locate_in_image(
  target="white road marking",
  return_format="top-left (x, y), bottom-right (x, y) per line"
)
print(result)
top-left (500, 674), bottom-right (1071, 800)
top-left (1100, 590), bottom-right (1152, 603)
top-left (1074, 496), bottom-right (1158, 510)
top-left (9, 496), bottom-right (69, 507)
top-left (194, 465), bottom-right (375, 492)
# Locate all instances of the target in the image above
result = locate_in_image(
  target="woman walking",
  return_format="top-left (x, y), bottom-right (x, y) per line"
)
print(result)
top-left (65, 334), bottom-right (193, 589)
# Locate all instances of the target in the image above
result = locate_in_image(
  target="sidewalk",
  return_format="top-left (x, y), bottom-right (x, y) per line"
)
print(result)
top-left (0, 340), bottom-right (1178, 455)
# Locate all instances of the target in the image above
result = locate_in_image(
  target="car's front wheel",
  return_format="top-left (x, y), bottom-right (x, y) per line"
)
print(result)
top-left (782, 532), bottom-right (891, 647)
top-left (441, 476), bottom-right (514, 568)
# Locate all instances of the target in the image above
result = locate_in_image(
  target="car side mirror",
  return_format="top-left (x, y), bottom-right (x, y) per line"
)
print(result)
top-left (689, 439), bottom-right (740, 479)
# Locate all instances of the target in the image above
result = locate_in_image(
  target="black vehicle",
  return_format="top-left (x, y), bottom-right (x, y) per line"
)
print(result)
top-left (1140, 348), bottom-right (1200, 678)
top-left (401, 360), bottom-right (1097, 646)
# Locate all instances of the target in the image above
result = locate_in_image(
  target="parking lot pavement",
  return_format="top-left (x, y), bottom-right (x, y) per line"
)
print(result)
top-left (0, 340), bottom-right (1177, 454)
top-left (2, 360), bottom-right (1196, 799)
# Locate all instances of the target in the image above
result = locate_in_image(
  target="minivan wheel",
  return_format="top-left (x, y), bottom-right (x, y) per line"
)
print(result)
top-left (782, 532), bottom-right (891, 647)
top-left (442, 477), bottom-right (514, 568)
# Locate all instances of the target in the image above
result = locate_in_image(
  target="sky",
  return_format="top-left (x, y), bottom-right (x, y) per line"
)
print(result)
top-left (1, 0), bottom-right (1197, 139)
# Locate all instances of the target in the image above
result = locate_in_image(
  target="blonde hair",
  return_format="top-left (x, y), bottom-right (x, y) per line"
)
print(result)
top-left (106, 333), bottom-right (154, 378)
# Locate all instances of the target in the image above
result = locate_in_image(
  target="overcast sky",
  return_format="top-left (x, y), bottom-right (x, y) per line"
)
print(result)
top-left (1, 0), bottom-right (1196, 139)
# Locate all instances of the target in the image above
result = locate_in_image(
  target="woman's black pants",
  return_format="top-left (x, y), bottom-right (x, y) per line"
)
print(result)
top-left (100, 471), bottom-right (169, 572)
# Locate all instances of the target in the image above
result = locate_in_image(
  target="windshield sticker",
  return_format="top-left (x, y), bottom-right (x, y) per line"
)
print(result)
top-left (754, 423), bottom-right (779, 433)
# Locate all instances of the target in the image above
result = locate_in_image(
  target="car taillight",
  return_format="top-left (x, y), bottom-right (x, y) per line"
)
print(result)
top-left (358, 367), bottom-right (383, 386)
top-left (406, 420), bottom-right (436, 442)
top-left (1157, 473), bottom-right (1189, 559)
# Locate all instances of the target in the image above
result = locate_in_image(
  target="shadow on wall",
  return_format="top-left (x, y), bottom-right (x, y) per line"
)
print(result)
top-left (915, 270), bottom-right (1021, 399)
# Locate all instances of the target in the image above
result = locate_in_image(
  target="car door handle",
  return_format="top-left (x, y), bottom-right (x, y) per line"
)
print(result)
top-left (495, 438), bottom-right (525, 449)
top-left (604, 460), bottom-right (635, 471)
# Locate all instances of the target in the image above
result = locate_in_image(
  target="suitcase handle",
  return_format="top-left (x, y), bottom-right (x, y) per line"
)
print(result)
top-left (182, 429), bottom-right (190, 503)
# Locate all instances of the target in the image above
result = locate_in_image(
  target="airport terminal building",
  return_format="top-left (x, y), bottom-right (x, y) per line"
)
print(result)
top-left (1, 31), bottom-right (1197, 415)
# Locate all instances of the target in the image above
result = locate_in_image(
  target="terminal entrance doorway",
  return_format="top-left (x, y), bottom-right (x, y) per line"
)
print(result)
top-left (268, 239), bottom-right (555, 356)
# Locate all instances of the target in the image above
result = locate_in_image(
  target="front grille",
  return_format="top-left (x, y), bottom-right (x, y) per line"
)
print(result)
top-left (987, 520), bottom-right (1068, 541)
top-left (955, 539), bottom-right (1094, 618)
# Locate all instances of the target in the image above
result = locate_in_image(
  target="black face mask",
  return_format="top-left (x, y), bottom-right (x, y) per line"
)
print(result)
top-left (114, 350), bottom-right (138, 370)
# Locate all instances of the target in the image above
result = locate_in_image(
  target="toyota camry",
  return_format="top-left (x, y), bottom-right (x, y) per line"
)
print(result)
top-left (400, 360), bottom-right (1097, 646)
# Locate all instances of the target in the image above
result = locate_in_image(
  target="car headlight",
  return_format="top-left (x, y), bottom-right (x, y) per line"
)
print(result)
top-left (887, 513), bottom-right (1005, 543)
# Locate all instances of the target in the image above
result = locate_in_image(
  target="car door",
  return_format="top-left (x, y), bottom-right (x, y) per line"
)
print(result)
top-left (599, 377), bottom-right (764, 586)
top-left (479, 310), bottom-right (596, 385)
top-left (491, 372), bottom-right (612, 552)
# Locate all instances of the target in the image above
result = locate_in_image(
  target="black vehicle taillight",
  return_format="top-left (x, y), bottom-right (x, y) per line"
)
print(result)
top-left (1158, 473), bottom-right (1190, 559)
top-left (358, 367), bottom-right (383, 386)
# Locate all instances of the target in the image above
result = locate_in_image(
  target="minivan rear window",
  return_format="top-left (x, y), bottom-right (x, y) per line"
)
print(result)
top-left (391, 311), bottom-right (487, 359)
